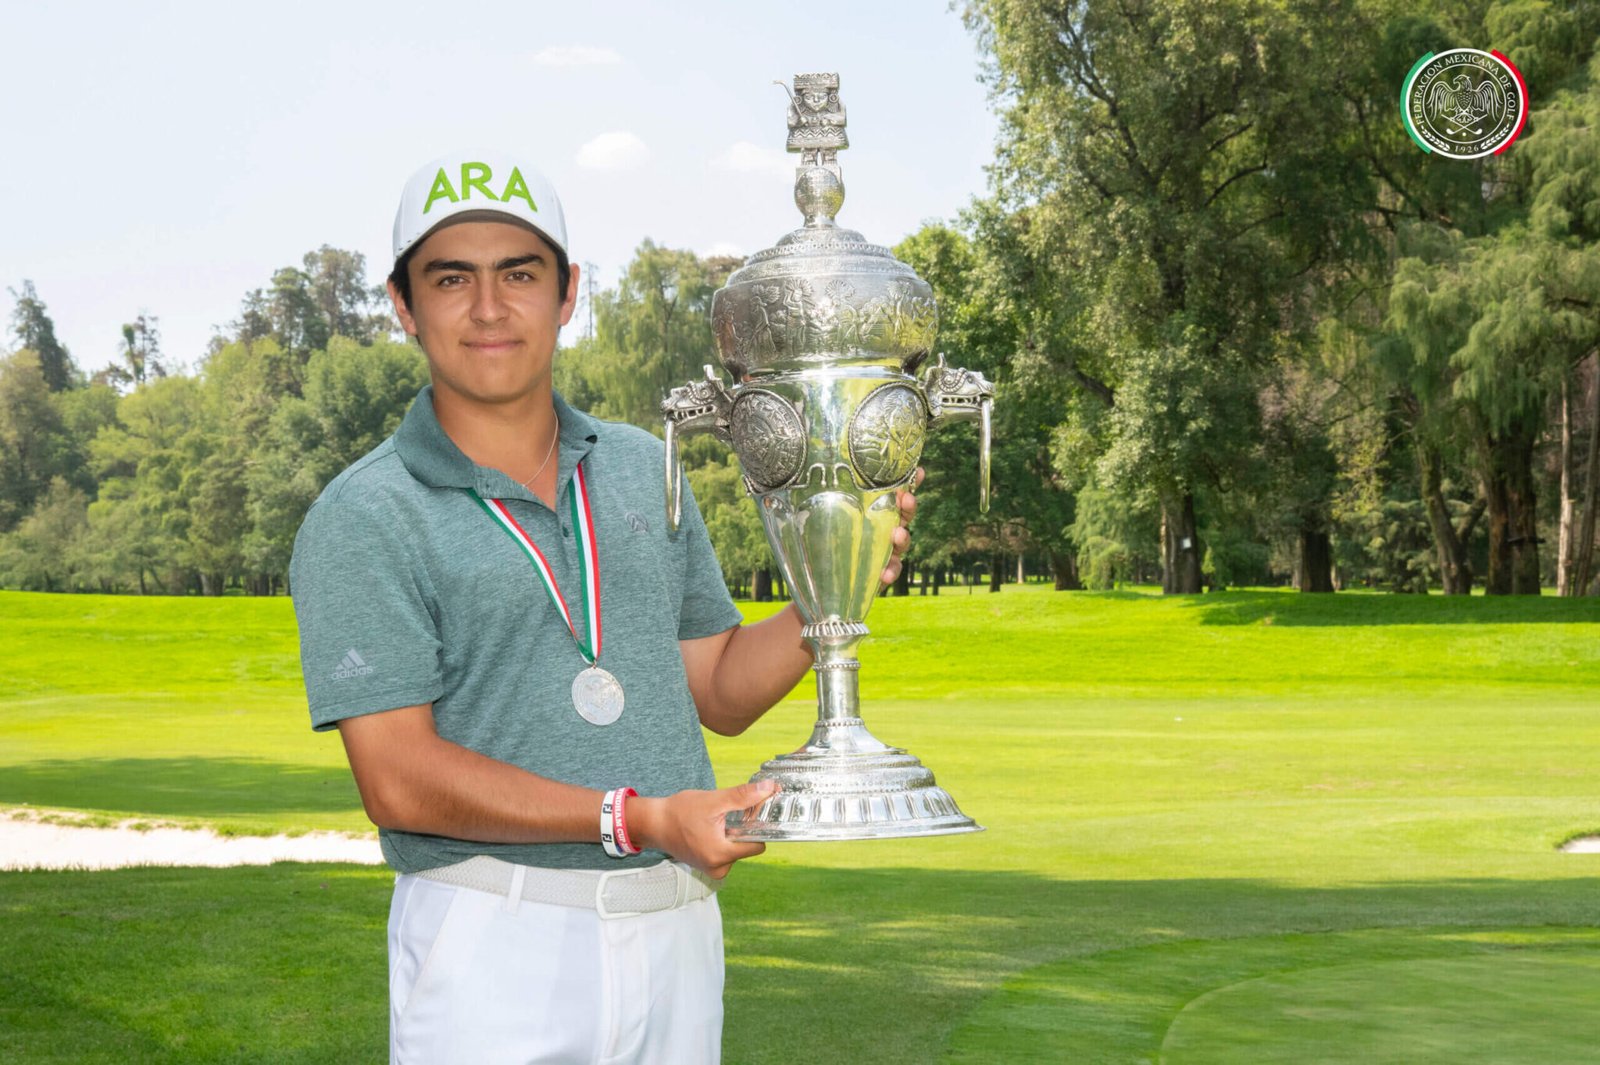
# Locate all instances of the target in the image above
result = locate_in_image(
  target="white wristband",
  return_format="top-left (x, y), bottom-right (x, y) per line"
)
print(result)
top-left (600, 788), bottom-right (640, 858)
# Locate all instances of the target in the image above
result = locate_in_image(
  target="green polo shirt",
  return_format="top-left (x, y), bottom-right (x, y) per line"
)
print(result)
top-left (289, 385), bottom-right (742, 873)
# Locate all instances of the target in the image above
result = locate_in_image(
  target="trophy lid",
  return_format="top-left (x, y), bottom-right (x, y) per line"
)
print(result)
top-left (710, 74), bottom-right (937, 379)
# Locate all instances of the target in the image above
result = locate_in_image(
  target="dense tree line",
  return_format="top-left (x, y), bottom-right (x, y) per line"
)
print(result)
top-left (3, 0), bottom-right (1598, 597)
top-left (0, 249), bottom-right (427, 594)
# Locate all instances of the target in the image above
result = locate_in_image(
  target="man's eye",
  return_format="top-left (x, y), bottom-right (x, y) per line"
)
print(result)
top-left (437, 275), bottom-right (466, 287)
top-left (506, 270), bottom-right (534, 282)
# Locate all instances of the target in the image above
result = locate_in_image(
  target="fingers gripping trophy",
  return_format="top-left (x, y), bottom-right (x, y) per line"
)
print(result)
top-left (663, 73), bottom-right (993, 841)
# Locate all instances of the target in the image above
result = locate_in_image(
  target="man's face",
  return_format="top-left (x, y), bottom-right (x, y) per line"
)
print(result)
top-left (802, 89), bottom-right (828, 111)
top-left (388, 220), bottom-right (578, 408)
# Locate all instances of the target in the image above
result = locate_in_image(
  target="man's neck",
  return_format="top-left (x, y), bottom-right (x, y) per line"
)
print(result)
top-left (431, 381), bottom-right (561, 497)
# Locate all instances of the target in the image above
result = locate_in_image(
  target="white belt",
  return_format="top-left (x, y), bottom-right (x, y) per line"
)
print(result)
top-left (416, 855), bottom-right (718, 920)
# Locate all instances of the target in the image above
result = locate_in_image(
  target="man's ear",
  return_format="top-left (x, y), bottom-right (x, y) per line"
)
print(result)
top-left (387, 278), bottom-right (418, 337)
top-left (558, 261), bottom-right (581, 327)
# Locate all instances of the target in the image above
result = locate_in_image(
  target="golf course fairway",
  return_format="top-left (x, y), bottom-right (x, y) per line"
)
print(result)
top-left (1, 585), bottom-right (1596, 1062)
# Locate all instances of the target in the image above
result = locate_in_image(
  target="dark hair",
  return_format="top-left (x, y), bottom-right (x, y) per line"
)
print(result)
top-left (388, 232), bottom-right (572, 314)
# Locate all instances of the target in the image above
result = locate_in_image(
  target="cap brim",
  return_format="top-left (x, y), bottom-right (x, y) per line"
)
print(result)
top-left (399, 209), bottom-right (564, 263)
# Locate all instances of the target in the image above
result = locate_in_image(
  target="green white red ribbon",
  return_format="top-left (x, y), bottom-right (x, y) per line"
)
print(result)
top-left (467, 461), bottom-right (601, 664)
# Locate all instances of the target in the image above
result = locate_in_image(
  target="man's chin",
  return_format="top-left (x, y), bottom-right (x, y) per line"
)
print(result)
top-left (433, 376), bottom-right (549, 409)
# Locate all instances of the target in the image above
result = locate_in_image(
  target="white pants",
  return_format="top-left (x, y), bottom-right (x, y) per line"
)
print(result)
top-left (388, 869), bottom-right (724, 1064)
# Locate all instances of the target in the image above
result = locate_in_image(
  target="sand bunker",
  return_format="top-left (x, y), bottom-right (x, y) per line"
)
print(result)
top-left (1, 808), bottom-right (382, 870)
top-left (1560, 836), bottom-right (1600, 854)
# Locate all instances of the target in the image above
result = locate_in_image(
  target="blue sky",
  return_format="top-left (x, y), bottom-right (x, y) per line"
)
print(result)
top-left (2, 1), bottom-right (1000, 375)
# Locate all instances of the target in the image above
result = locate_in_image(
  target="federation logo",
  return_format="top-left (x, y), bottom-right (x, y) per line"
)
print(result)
top-left (1402, 49), bottom-right (1528, 159)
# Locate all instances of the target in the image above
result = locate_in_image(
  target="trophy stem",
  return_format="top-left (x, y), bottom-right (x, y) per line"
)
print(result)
top-left (804, 634), bottom-right (893, 755)
top-left (722, 623), bottom-right (982, 841)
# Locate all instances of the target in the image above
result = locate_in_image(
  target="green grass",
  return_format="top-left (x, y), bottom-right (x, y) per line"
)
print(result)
top-left (1, 586), bottom-right (1598, 1063)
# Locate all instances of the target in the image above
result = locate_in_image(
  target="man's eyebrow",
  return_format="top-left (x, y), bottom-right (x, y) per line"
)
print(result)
top-left (422, 258), bottom-right (478, 274)
top-left (495, 253), bottom-right (546, 271)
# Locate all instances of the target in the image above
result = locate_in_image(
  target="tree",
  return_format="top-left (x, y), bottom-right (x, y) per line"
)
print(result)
top-left (86, 375), bottom-right (204, 593)
top-left (966, 0), bottom-right (1377, 593)
top-left (231, 247), bottom-right (388, 366)
top-left (99, 313), bottom-right (166, 391)
top-left (301, 245), bottom-right (390, 344)
top-left (687, 453), bottom-right (772, 598)
top-left (0, 350), bottom-right (74, 532)
top-left (562, 243), bottom-right (739, 432)
top-left (8, 281), bottom-right (78, 392)
top-left (248, 338), bottom-right (429, 585)
top-left (0, 478), bottom-right (88, 591)
top-left (1521, 50), bottom-right (1600, 594)
top-left (892, 221), bottom-right (1073, 592)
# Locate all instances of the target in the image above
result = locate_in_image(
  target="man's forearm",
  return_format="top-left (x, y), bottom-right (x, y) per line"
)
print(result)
top-left (339, 710), bottom-right (601, 843)
top-left (336, 704), bottom-right (774, 877)
top-left (696, 603), bottom-right (814, 736)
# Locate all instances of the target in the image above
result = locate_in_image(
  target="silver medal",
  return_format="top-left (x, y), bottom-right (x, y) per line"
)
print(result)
top-left (572, 665), bottom-right (624, 726)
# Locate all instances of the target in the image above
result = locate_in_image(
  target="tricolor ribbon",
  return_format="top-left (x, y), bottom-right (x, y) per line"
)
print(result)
top-left (467, 461), bottom-right (601, 664)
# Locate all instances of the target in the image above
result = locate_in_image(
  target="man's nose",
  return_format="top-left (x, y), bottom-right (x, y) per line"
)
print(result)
top-left (471, 279), bottom-right (509, 323)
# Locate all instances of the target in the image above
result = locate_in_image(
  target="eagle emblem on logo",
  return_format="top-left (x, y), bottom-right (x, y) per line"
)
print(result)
top-left (1402, 49), bottom-right (1527, 160)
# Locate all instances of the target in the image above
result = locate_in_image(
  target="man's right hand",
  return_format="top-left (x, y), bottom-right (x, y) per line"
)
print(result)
top-left (630, 780), bottom-right (779, 880)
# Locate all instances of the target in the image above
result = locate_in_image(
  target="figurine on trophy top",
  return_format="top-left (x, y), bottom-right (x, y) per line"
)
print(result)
top-left (783, 72), bottom-right (848, 179)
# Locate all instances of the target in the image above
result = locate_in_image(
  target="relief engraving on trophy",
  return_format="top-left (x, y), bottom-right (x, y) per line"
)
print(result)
top-left (730, 389), bottom-right (808, 491)
top-left (848, 383), bottom-right (927, 488)
top-left (713, 275), bottom-right (937, 365)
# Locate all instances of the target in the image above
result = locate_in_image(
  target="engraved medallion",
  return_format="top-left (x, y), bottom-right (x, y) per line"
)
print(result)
top-left (731, 389), bottom-right (807, 491)
top-left (849, 383), bottom-right (925, 487)
top-left (572, 665), bottom-right (624, 726)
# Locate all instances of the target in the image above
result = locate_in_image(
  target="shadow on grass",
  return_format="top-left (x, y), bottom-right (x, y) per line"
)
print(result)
top-left (0, 757), bottom-right (361, 822)
top-left (1184, 590), bottom-right (1600, 627)
top-left (1, 863), bottom-right (1595, 1063)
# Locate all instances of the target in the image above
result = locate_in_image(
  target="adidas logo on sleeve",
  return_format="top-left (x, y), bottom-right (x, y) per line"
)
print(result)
top-left (332, 649), bottom-right (375, 680)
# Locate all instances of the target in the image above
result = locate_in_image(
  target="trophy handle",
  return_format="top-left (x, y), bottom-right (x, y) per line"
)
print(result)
top-left (978, 394), bottom-right (991, 514)
top-left (664, 417), bottom-right (685, 531)
top-left (661, 365), bottom-right (736, 531)
top-left (921, 355), bottom-right (995, 514)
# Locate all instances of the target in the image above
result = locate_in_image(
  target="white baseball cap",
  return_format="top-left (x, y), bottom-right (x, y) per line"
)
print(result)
top-left (392, 151), bottom-right (568, 262)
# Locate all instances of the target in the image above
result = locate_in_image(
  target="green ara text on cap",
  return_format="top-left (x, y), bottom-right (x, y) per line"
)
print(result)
top-left (423, 163), bottom-right (538, 215)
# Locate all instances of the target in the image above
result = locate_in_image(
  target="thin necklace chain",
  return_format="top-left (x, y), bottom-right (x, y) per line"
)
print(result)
top-left (518, 421), bottom-right (560, 492)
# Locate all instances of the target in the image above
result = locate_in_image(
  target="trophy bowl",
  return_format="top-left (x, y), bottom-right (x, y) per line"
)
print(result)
top-left (663, 74), bottom-right (991, 841)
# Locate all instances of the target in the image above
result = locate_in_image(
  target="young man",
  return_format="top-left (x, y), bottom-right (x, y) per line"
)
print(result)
top-left (289, 152), bottom-right (914, 1064)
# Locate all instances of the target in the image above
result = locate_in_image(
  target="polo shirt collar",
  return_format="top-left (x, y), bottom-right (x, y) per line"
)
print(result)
top-left (395, 385), bottom-right (600, 506)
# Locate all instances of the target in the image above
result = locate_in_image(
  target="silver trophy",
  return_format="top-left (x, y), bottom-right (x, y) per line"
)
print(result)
top-left (663, 74), bottom-right (992, 841)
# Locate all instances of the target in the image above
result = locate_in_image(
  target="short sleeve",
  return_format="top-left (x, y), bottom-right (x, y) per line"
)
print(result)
top-left (290, 499), bottom-right (444, 730)
top-left (674, 478), bottom-right (744, 640)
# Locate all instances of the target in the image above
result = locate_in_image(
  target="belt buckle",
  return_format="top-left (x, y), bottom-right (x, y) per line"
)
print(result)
top-left (594, 867), bottom-right (646, 920)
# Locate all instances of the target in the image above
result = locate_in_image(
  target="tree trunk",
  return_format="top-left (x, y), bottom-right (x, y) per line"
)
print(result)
top-left (1418, 442), bottom-right (1473, 594)
top-left (1296, 527), bottom-right (1334, 592)
top-left (1160, 493), bottom-right (1203, 594)
top-left (893, 560), bottom-right (912, 597)
top-left (1575, 352), bottom-right (1600, 595)
top-left (1574, 356), bottom-right (1600, 591)
top-left (1559, 375), bottom-right (1578, 595)
top-left (753, 567), bottom-right (773, 602)
top-left (1503, 425), bottom-right (1541, 595)
top-left (988, 553), bottom-right (1003, 593)
top-left (1049, 548), bottom-right (1083, 591)
top-left (931, 567), bottom-right (943, 597)
top-left (1479, 444), bottom-right (1514, 596)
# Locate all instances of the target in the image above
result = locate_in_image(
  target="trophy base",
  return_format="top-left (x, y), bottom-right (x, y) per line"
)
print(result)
top-left (724, 746), bottom-right (982, 842)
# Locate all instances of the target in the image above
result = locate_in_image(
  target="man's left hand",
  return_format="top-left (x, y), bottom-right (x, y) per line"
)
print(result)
top-left (881, 467), bottom-right (923, 588)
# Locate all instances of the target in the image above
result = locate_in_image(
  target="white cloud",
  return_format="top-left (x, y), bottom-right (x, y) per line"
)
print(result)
top-left (575, 131), bottom-right (650, 171)
top-left (533, 45), bottom-right (622, 67)
top-left (710, 140), bottom-right (794, 179)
